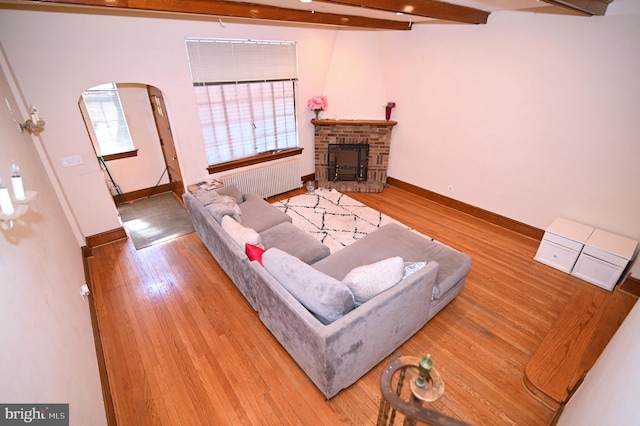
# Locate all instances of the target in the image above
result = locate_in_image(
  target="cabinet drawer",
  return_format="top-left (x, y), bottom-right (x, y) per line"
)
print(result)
top-left (534, 239), bottom-right (581, 273)
top-left (542, 231), bottom-right (585, 251)
top-left (581, 244), bottom-right (628, 267)
top-left (570, 253), bottom-right (625, 291)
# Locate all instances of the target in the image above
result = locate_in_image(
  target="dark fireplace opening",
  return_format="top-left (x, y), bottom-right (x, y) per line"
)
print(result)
top-left (329, 144), bottom-right (369, 182)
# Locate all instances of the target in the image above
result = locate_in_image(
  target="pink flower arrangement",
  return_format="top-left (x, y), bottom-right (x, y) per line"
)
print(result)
top-left (308, 95), bottom-right (328, 112)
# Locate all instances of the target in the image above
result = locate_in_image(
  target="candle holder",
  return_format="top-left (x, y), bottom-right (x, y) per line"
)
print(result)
top-left (0, 190), bottom-right (37, 230)
top-left (409, 354), bottom-right (445, 402)
top-left (19, 106), bottom-right (45, 136)
top-left (20, 118), bottom-right (46, 136)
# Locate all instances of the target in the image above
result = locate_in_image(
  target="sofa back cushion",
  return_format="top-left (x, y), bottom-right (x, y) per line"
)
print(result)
top-left (259, 221), bottom-right (330, 265)
top-left (214, 184), bottom-right (244, 204)
top-left (204, 195), bottom-right (242, 222)
top-left (194, 189), bottom-right (222, 206)
top-left (239, 193), bottom-right (292, 233)
top-left (195, 187), bottom-right (242, 223)
top-left (262, 248), bottom-right (354, 324)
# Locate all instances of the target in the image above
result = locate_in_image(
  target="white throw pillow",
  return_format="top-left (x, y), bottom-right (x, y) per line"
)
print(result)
top-left (403, 261), bottom-right (427, 279)
top-left (342, 256), bottom-right (404, 305)
top-left (221, 215), bottom-right (263, 249)
top-left (403, 261), bottom-right (439, 300)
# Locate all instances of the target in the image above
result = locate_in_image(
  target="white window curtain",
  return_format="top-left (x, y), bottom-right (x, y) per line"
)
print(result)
top-left (185, 38), bottom-right (299, 165)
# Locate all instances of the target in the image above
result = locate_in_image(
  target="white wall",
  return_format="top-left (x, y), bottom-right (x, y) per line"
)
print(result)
top-left (372, 1), bottom-right (640, 240)
top-left (558, 301), bottom-right (640, 425)
top-left (323, 31), bottom-right (388, 120)
top-left (0, 9), bottom-right (337, 237)
top-left (0, 46), bottom-right (106, 425)
top-left (0, 1), bottom-right (638, 243)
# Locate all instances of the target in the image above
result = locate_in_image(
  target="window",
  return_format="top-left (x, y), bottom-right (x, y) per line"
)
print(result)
top-left (186, 38), bottom-right (299, 166)
top-left (82, 83), bottom-right (135, 157)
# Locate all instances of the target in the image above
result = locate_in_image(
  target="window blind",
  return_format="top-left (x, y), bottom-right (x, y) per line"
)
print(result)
top-left (185, 38), bottom-right (298, 84)
top-left (185, 38), bottom-right (299, 165)
top-left (195, 80), bottom-right (297, 164)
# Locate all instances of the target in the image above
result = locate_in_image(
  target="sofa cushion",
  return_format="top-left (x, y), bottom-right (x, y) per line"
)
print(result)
top-left (342, 256), bottom-right (404, 305)
top-left (260, 222), bottom-right (330, 264)
top-left (205, 195), bottom-right (242, 223)
top-left (221, 195), bottom-right (242, 216)
top-left (261, 248), bottom-right (354, 324)
top-left (239, 193), bottom-right (292, 233)
top-left (312, 224), bottom-right (433, 280)
top-left (312, 223), bottom-right (471, 301)
top-left (194, 189), bottom-right (223, 206)
top-left (221, 215), bottom-right (264, 249)
top-left (214, 184), bottom-right (244, 205)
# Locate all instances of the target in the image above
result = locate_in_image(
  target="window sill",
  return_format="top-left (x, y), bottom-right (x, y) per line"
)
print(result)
top-left (101, 150), bottom-right (138, 161)
top-left (207, 147), bottom-right (303, 174)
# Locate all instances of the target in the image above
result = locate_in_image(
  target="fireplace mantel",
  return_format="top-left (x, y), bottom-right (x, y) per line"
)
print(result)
top-left (311, 119), bottom-right (397, 127)
top-left (312, 118), bottom-right (396, 193)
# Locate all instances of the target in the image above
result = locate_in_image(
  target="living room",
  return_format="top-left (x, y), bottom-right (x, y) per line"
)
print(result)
top-left (0, 0), bottom-right (638, 424)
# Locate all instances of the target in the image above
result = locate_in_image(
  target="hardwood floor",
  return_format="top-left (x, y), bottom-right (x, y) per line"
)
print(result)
top-left (88, 186), bottom-right (635, 425)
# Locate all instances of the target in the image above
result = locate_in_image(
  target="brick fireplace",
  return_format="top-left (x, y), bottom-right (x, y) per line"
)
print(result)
top-left (312, 119), bottom-right (397, 193)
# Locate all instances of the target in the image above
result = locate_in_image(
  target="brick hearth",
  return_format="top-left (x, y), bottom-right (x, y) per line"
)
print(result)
top-left (312, 119), bottom-right (397, 193)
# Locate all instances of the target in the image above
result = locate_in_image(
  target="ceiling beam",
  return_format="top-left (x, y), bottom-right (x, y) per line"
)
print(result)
top-left (33, 0), bottom-right (412, 30)
top-left (312, 0), bottom-right (490, 24)
top-left (541, 0), bottom-right (613, 15)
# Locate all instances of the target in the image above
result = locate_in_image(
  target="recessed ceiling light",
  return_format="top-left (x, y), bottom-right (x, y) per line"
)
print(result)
top-left (300, 0), bottom-right (313, 3)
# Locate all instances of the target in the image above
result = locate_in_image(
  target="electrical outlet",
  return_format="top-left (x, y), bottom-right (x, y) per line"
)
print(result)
top-left (448, 185), bottom-right (454, 193)
top-left (80, 284), bottom-right (90, 301)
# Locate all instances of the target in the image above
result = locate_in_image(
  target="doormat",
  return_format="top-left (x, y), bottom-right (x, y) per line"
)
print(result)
top-left (272, 188), bottom-right (431, 254)
top-left (118, 193), bottom-right (194, 250)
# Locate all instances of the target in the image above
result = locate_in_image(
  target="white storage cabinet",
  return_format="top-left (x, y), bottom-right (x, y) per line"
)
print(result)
top-left (534, 217), bottom-right (594, 273)
top-left (571, 229), bottom-right (638, 291)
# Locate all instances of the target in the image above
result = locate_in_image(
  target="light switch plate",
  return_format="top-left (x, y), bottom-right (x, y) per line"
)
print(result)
top-left (61, 155), bottom-right (83, 167)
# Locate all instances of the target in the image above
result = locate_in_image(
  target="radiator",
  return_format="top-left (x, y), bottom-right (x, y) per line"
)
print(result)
top-left (220, 159), bottom-right (302, 199)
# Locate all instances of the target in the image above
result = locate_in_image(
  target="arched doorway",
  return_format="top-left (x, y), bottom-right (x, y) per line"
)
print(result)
top-left (78, 82), bottom-right (183, 203)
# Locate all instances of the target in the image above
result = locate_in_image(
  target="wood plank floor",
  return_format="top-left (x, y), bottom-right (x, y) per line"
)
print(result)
top-left (89, 186), bottom-right (635, 425)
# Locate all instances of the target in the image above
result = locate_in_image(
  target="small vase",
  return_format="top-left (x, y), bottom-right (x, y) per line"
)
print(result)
top-left (314, 109), bottom-right (321, 120)
top-left (385, 106), bottom-right (392, 121)
top-left (305, 180), bottom-right (315, 194)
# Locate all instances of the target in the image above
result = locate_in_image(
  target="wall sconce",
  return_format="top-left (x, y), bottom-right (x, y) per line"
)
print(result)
top-left (0, 162), bottom-right (37, 230)
top-left (20, 105), bottom-right (45, 136)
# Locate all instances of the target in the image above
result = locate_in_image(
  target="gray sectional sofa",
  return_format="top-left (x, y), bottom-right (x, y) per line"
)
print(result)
top-left (183, 185), bottom-right (472, 399)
